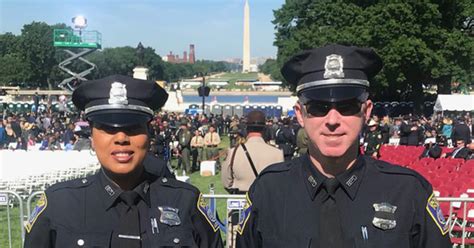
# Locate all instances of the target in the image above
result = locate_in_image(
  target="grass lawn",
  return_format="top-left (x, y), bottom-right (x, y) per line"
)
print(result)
top-left (0, 204), bottom-right (24, 248)
top-left (212, 72), bottom-right (258, 84)
top-left (171, 136), bottom-right (233, 230)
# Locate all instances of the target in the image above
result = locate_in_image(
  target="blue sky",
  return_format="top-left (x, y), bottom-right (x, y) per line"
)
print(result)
top-left (0, 0), bottom-right (285, 61)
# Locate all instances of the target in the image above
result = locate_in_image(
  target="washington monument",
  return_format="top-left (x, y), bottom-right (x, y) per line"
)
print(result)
top-left (242, 0), bottom-right (250, 73)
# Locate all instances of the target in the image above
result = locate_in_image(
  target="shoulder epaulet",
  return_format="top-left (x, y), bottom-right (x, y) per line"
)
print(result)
top-left (258, 159), bottom-right (293, 177)
top-left (47, 175), bottom-right (95, 193)
top-left (158, 177), bottom-right (199, 194)
top-left (367, 157), bottom-right (431, 191)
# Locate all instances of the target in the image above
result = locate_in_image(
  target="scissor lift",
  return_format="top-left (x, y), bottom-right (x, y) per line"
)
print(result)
top-left (53, 29), bottom-right (102, 91)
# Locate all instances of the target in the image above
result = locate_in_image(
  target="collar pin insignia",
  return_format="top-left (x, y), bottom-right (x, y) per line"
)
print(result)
top-left (308, 176), bottom-right (317, 187)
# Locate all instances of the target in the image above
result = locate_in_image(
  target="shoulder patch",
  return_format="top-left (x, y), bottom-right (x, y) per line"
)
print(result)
top-left (426, 193), bottom-right (449, 235)
top-left (237, 193), bottom-right (252, 235)
top-left (197, 193), bottom-right (220, 232)
top-left (25, 193), bottom-right (47, 233)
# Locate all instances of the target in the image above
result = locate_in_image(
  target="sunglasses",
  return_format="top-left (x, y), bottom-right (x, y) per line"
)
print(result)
top-left (303, 100), bottom-right (363, 117)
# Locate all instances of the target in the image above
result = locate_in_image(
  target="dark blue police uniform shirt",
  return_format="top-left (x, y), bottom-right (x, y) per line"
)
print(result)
top-left (24, 159), bottom-right (223, 248)
top-left (237, 154), bottom-right (452, 248)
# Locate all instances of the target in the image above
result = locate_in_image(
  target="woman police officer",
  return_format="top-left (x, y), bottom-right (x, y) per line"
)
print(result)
top-left (24, 75), bottom-right (223, 248)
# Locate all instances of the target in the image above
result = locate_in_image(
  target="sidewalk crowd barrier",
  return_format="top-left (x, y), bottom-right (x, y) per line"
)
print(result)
top-left (0, 190), bottom-right (24, 248)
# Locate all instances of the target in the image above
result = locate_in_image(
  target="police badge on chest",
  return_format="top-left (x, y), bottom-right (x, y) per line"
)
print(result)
top-left (372, 202), bottom-right (397, 230)
top-left (158, 206), bottom-right (181, 226)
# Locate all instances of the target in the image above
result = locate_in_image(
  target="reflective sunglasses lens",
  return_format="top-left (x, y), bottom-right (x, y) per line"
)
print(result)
top-left (305, 101), bottom-right (361, 117)
top-left (305, 102), bottom-right (330, 117)
top-left (336, 102), bottom-right (361, 116)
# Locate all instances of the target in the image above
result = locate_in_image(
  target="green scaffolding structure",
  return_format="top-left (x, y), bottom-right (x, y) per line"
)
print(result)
top-left (53, 29), bottom-right (102, 91)
top-left (53, 29), bottom-right (102, 49)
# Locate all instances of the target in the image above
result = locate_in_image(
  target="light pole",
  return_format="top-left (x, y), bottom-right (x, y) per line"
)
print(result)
top-left (202, 74), bottom-right (206, 114)
top-left (197, 72), bottom-right (209, 115)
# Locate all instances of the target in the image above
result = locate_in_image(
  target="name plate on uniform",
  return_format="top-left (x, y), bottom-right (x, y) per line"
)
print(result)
top-left (227, 199), bottom-right (246, 210)
top-left (0, 193), bottom-right (8, 206)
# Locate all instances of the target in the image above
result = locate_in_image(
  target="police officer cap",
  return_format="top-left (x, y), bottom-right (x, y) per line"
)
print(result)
top-left (281, 44), bottom-right (382, 103)
top-left (72, 75), bottom-right (168, 127)
top-left (246, 110), bottom-right (266, 128)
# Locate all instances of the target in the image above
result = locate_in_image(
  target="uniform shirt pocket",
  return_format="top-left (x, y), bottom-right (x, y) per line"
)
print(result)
top-left (54, 229), bottom-right (111, 248)
top-left (157, 227), bottom-right (197, 247)
top-left (354, 226), bottom-right (409, 248)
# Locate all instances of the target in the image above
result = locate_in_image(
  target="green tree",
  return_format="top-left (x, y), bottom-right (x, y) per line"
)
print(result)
top-left (0, 53), bottom-right (31, 85)
top-left (0, 32), bottom-right (30, 85)
top-left (0, 32), bottom-right (21, 56)
top-left (273, 1), bottom-right (473, 111)
top-left (259, 58), bottom-right (281, 81)
top-left (18, 22), bottom-right (61, 89)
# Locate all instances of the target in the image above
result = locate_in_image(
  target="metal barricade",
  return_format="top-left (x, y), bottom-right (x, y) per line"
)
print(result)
top-left (202, 194), bottom-right (246, 248)
top-left (0, 191), bottom-right (24, 248)
top-left (439, 197), bottom-right (474, 247)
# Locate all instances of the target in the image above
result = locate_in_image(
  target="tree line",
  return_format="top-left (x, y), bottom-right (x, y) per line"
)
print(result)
top-left (0, 22), bottom-right (235, 89)
top-left (260, 0), bottom-right (473, 109)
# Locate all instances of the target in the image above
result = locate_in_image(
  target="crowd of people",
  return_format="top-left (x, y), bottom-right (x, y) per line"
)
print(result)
top-left (1, 107), bottom-right (473, 162)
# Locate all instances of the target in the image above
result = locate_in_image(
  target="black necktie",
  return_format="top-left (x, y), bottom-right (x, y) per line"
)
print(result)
top-left (319, 178), bottom-right (344, 248)
top-left (112, 191), bottom-right (141, 248)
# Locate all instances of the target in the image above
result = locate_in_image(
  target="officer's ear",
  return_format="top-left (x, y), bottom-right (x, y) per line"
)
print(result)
top-left (362, 100), bottom-right (374, 123)
top-left (294, 101), bottom-right (306, 128)
top-left (147, 121), bottom-right (152, 139)
top-left (89, 121), bottom-right (96, 151)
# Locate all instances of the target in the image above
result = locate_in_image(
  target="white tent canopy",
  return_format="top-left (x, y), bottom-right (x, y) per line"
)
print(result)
top-left (433, 94), bottom-right (474, 112)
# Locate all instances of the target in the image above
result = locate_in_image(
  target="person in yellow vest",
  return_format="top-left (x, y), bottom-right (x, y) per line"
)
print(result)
top-left (204, 125), bottom-right (221, 161)
top-left (190, 129), bottom-right (204, 172)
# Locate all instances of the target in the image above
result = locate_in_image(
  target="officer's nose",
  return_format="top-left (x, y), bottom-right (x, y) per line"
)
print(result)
top-left (325, 108), bottom-right (341, 130)
top-left (114, 131), bottom-right (130, 145)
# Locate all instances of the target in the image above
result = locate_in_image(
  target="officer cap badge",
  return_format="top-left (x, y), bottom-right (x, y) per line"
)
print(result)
top-left (324, 54), bottom-right (345, 79)
top-left (158, 206), bottom-right (181, 226)
top-left (372, 202), bottom-right (397, 230)
top-left (108, 82), bottom-right (128, 105)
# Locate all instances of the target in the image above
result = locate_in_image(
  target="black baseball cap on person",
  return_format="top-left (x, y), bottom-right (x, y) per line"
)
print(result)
top-left (72, 75), bottom-right (168, 127)
top-left (281, 44), bottom-right (383, 103)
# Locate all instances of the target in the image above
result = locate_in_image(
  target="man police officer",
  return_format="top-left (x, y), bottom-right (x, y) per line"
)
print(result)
top-left (236, 45), bottom-right (451, 247)
top-left (24, 75), bottom-right (223, 248)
